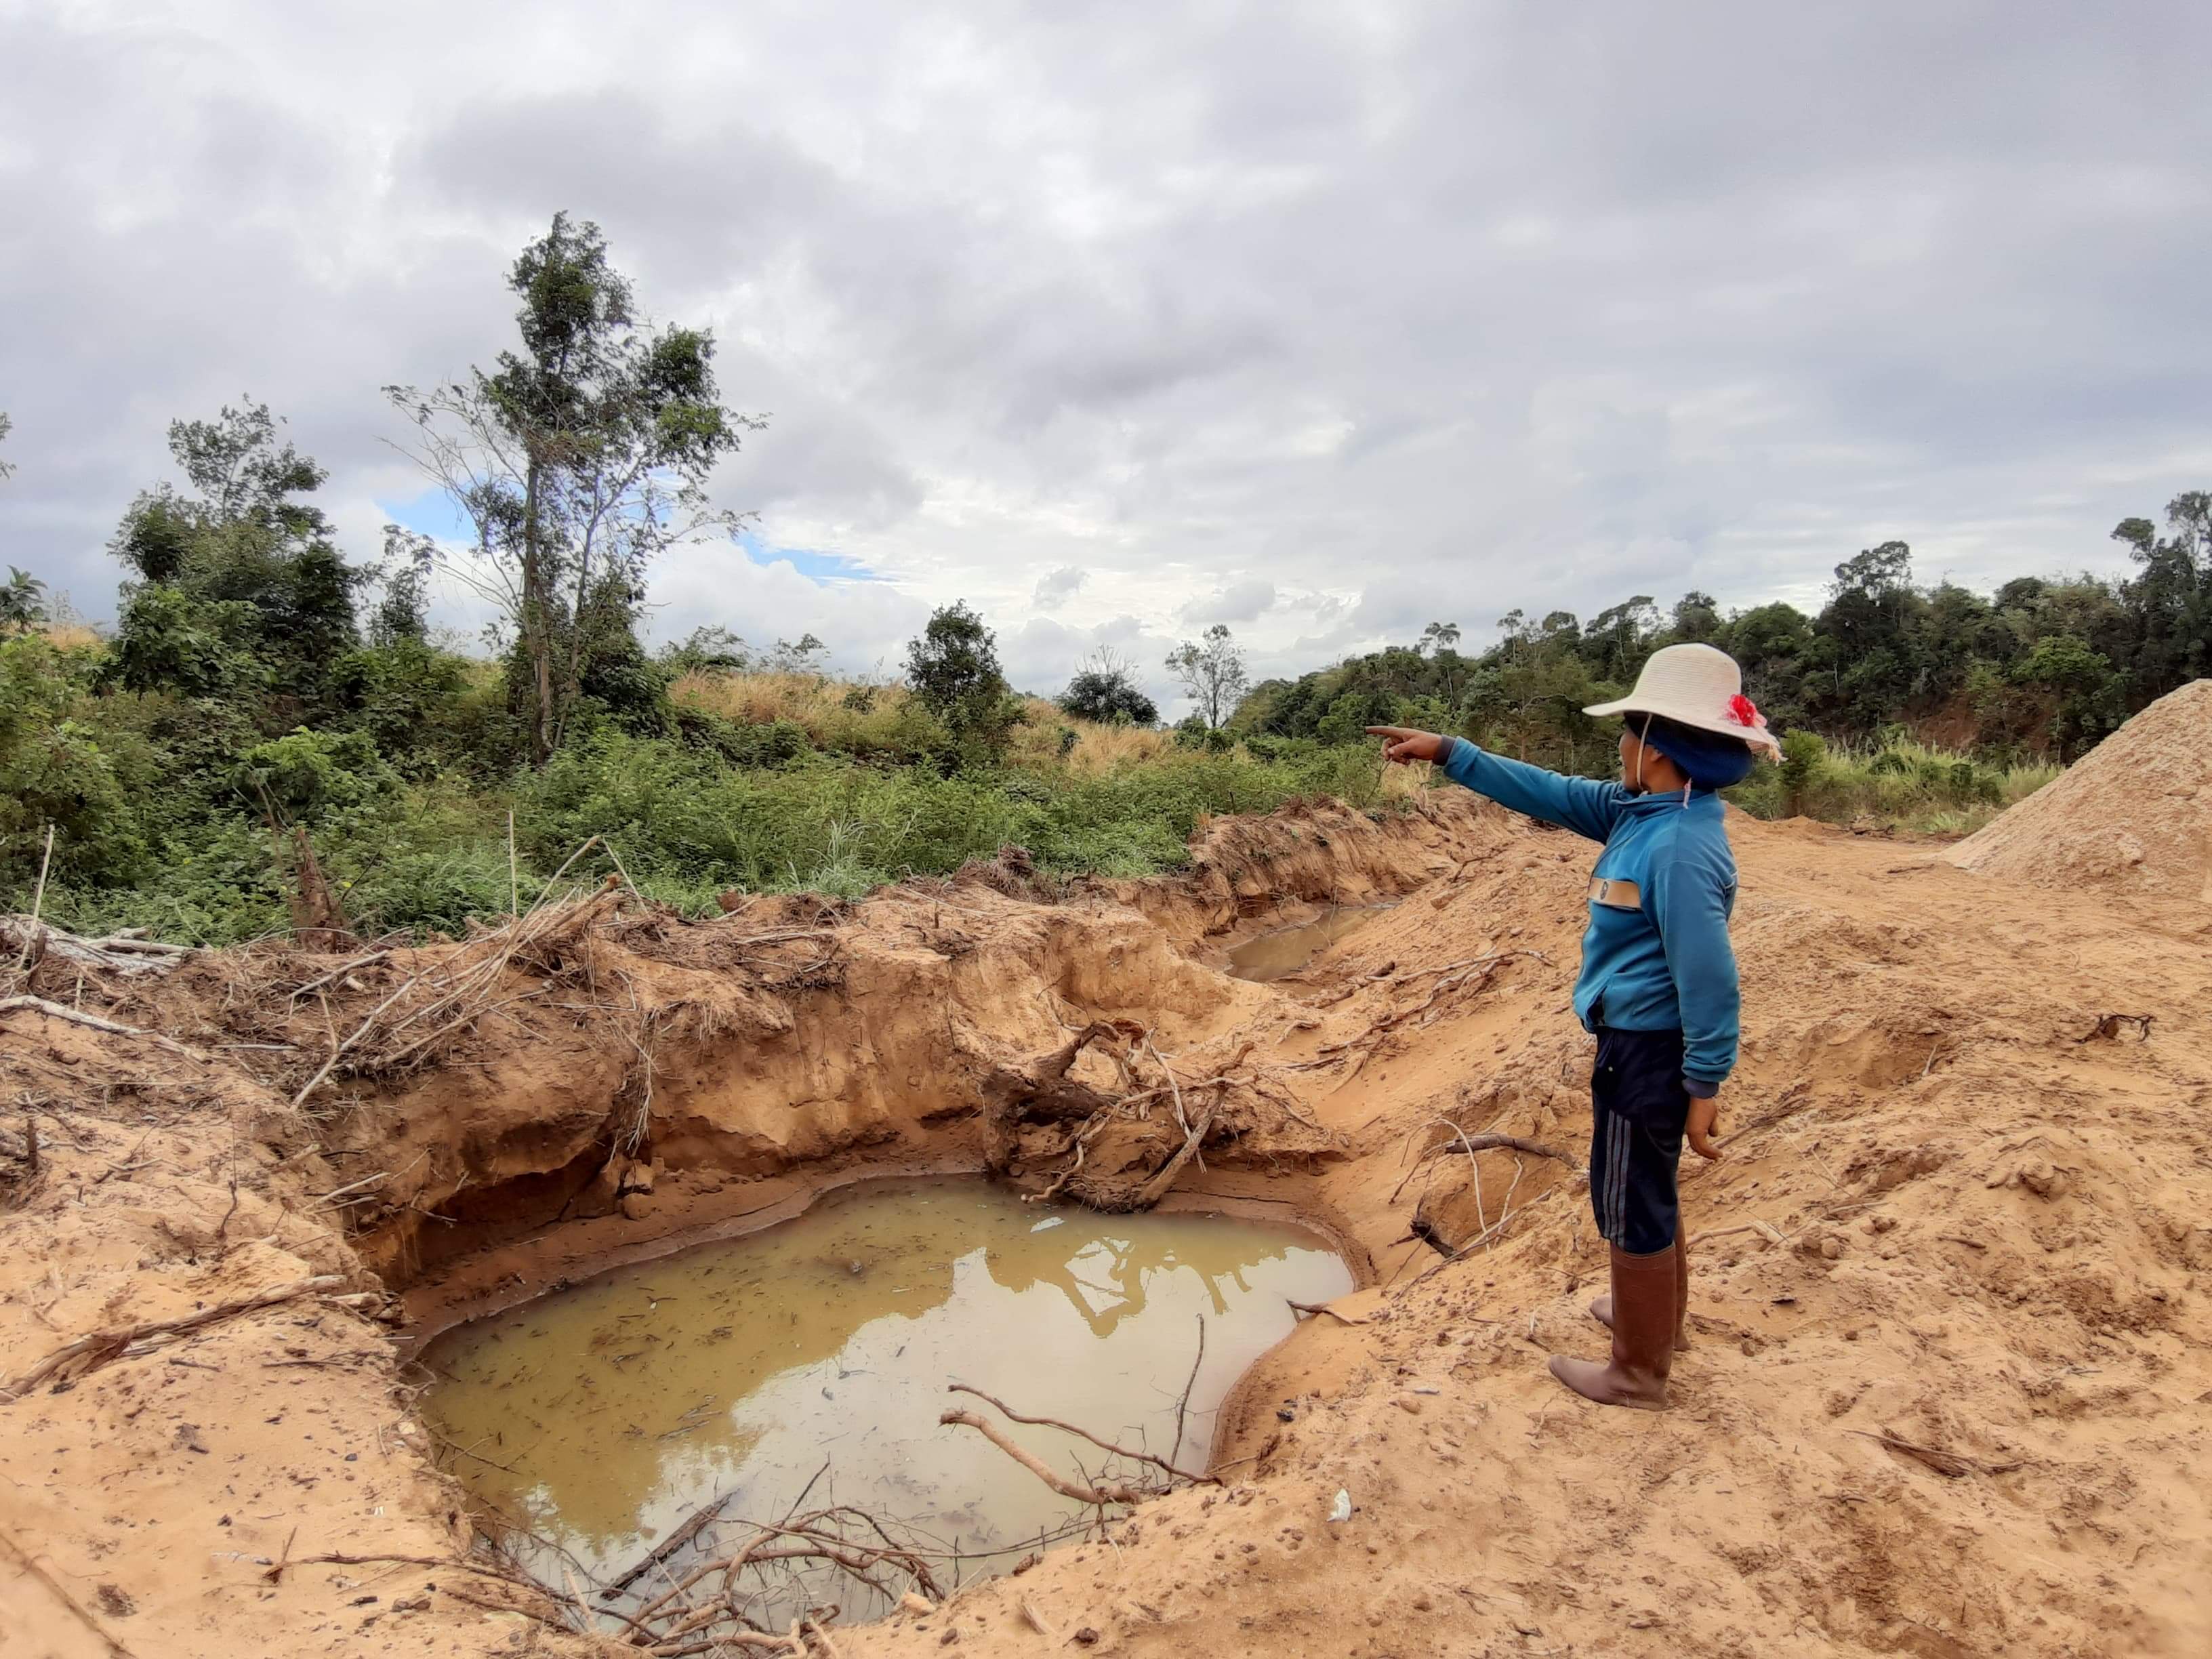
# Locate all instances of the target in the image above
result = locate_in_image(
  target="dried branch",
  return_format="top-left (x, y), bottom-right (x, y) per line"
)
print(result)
top-left (3, 1275), bottom-right (346, 1398)
top-left (2076, 1012), bottom-right (2153, 1044)
top-left (1288, 1298), bottom-right (1368, 1325)
top-left (601, 1486), bottom-right (743, 1599)
top-left (1172, 1313), bottom-right (1206, 1474)
top-left (939, 1408), bottom-right (1149, 1506)
top-left (0, 996), bottom-right (208, 1061)
top-left (946, 1383), bottom-right (1213, 1486)
top-left (1847, 1429), bottom-right (2024, 1479)
top-left (1389, 1124), bottom-right (1575, 1204)
top-left (1289, 950), bottom-right (1543, 1073)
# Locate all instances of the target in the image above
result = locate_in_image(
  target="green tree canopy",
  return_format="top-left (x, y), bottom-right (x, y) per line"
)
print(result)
top-left (907, 600), bottom-right (1017, 754)
top-left (387, 212), bottom-right (763, 764)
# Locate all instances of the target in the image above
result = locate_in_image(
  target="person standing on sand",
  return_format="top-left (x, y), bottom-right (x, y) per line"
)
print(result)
top-left (1366, 642), bottom-right (1778, 1409)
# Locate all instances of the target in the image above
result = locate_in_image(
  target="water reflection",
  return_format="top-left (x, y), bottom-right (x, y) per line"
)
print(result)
top-left (417, 1178), bottom-right (1349, 1599)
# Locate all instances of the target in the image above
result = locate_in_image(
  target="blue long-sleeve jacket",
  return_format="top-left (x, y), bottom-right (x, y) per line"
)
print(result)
top-left (1437, 738), bottom-right (1741, 1095)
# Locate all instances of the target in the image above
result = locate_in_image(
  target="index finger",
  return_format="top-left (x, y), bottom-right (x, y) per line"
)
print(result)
top-left (1363, 726), bottom-right (1417, 739)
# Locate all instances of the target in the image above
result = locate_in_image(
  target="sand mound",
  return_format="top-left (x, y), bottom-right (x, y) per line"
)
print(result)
top-left (1947, 678), bottom-right (2212, 898)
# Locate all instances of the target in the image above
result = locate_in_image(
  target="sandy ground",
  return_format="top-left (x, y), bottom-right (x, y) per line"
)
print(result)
top-left (3, 792), bottom-right (2209, 1657)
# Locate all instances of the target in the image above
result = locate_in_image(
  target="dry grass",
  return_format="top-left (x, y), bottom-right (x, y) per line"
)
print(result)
top-left (673, 670), bottom-right (1177, 774)
top-left (672, 669), bottom-right (878, 730)
top-left (32, 623), bottom-right (103, 651)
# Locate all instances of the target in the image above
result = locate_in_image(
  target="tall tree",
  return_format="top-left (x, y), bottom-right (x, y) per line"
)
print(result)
top-left (386, 212), bottom-right (762, 764)
top-left (2114, 493), bottom-right (2212, 699)
top-left (1165, 623), bottom-right (1249, 729)
top-left (1671, 591), bottom-right (1721, 642)
top-left (0, 410), bottom-right (14, 479)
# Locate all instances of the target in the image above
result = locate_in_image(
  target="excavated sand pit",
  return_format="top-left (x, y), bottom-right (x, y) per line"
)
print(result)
top-left (4, 785), bottom-right (2211, 1657)
top-left (414, 1176), bottom-right (1351, 1631)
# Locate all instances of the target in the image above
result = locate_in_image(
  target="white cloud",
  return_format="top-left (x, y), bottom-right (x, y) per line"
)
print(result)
top-left (3, 0), bottom-right (2209, 690)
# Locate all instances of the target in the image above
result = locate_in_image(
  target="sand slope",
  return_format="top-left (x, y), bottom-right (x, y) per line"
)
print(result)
top-left (1947, 678), bottom-right (2212, 899)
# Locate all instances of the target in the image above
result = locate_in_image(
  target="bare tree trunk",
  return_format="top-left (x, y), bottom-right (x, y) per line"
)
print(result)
top-left (285, 827), bottom-right (350, 951)
top-left (522, 459), bottom-right (556, 768)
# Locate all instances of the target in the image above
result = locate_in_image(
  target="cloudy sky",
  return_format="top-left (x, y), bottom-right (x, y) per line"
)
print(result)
top-left (4, 1), bottom-right (2209, 708)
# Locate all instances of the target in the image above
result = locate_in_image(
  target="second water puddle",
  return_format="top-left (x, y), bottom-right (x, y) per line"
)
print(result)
top-left (1228, 904), bottom-right (1390, 982)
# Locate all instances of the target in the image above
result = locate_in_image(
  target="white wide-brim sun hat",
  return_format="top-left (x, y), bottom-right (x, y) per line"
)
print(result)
top-left (1582, 642), bottom-right (1781, 757)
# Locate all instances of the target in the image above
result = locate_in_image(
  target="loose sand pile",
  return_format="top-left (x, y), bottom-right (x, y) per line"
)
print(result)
top-left (1947, 678), bottom-right (2212, 899)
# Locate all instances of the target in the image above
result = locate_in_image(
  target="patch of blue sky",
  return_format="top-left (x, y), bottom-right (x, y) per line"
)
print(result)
top-left (377, 487), bottom-right (475, 541)
top-left (372, 500), bottom-right (880, 588)
top-left (738, 529), bottom-right (882, 586)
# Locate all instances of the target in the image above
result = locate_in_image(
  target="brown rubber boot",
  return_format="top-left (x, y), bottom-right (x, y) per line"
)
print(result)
top-left (1550, 1244), bottom-right (1677, 1408)
top-left (1590, 1222), bottom-right (1689, 1351)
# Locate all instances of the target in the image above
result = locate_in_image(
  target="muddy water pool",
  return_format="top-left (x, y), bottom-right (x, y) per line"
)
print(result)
top-left (1228, 904), bottom-right (1391, 981)
top-left (416, 1176), bottom-right (1350, 1612)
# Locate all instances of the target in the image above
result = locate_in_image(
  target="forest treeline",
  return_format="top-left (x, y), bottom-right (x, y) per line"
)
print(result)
top-left (2, 213), bottom-right (2207, 942)
top-left (1234, 506), bottom-right (2212, 773)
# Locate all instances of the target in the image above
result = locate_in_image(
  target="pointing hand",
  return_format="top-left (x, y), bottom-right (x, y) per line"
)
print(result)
top-left (1364, 726), bottom-right (1448, 765)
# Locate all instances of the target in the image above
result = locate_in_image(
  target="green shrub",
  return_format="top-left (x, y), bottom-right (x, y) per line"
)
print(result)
top-left (233, 728), bottom-right (400, 826)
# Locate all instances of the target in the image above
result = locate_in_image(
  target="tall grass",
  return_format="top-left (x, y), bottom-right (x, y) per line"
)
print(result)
top-left (1725, 737), bottom-right (2058, 834)
top-left (508, 729), bottom-right (1394, 907)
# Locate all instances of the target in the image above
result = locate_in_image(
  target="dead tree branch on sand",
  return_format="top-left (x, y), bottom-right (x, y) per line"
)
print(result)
top-left (1389, 1124), bottom-right (1576, 1205)
top-left (3, 1276), bottom-right (348, 1398)
top-left (3, 914), bottom-right (192, 979)
top-left (0, 995), bottom-right (209, 1062)
top-left (1288, 950), bottom-right (1544, 1075)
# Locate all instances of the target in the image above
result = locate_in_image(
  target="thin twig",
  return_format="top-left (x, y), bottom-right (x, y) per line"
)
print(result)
top-left (945, 1385), bottom-right (1212, 1486)
top-left (1172, 1313), bottom-right (1206, 1473)
top-left (939, 1408), bottom-right (1148, 1505)
top-left (0, 996), bottom-right (207, 1062)
top-left (10, 824), bottom-right (54, 975)
top-left (3, 1275), bottom-right (346, 1397)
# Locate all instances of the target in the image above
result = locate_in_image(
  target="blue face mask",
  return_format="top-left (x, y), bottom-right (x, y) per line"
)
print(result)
top-left (1632, 715), bottom-right (1759, 792)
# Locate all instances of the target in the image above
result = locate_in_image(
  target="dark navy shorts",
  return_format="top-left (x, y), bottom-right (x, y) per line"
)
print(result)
top-left (1587, 1027), bottom-right (1689, 1256)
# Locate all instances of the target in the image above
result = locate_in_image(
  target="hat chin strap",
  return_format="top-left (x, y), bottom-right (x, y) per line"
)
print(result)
top-left (1630, 714), bottom-right (1694, 808)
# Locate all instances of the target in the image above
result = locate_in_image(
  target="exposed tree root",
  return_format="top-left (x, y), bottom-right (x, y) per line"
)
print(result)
top-left (979, 1024), bottom-right (1336, 1211)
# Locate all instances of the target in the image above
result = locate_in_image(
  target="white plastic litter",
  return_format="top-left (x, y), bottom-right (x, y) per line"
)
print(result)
top-left (1327, 1489), bottom-right (1352, 1523)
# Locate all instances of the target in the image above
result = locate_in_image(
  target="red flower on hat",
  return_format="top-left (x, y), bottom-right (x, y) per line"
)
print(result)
top-left (1727, 693), bottom-right (1762, 728)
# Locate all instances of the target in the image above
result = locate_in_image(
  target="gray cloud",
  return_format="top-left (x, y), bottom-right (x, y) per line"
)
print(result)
top-left (1181, 579), bottom-right (1277, 626)
top-left (3, 0), bottom-right (2209, 701)
top-left (1033, 567), bottom-right (1087, 609)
